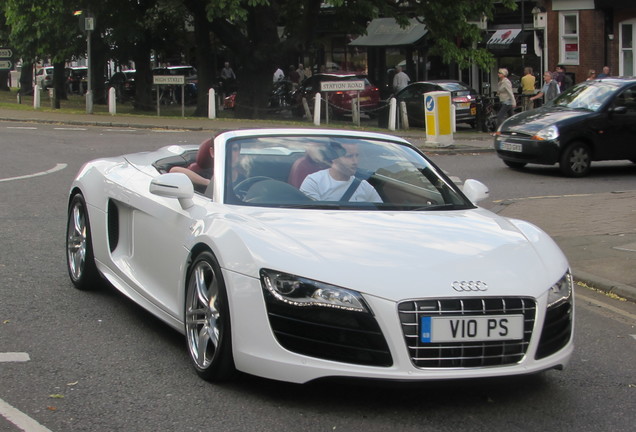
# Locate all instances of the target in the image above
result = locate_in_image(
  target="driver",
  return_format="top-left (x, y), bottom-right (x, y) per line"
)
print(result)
top-left (300, 142), bottom-right (382, 202)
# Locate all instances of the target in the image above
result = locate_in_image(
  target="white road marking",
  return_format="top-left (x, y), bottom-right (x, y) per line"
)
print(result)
top-left (104, 129), bottom-right (137, 132)
top-left (0, 164), bottom-right (67, 183)
top-left (6, 126), bottom-right (38, 130)
top-left (53, 127), bottom-right (87, 131)
top-left (0, 398), bottom-right (53, 432)
top-left (0, 352), bottom-right (30, 362)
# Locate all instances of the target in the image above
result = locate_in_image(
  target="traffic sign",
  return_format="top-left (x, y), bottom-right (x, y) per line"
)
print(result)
top-left (320, 80), bottom-right (365, 92)
top-left (153, 75), bottom-right (185, 85)
top-left (0, 48), bottom-right (13, 58)
top-left (0, 60), bottom-right (12, 70)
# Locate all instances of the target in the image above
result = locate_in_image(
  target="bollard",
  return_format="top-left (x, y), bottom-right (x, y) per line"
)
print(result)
top-left (388, 97), bottom-right (397, 130)
top-left (313, 93), bottom-right (321, 126)
top-left (108, 87), bottom-right (116, 115)
top-left (352, 98), bottom-right (359, 126)
top-left (49, 88), bottom-right (55, 109)
top-left (400, 100), bottom-right (409, 129)
top-left (33, 85), bottom-right (41, 109)
top-left (17, 93), bottom-right (21, 104)
top-left (208, 88), bottom-right (216, 119)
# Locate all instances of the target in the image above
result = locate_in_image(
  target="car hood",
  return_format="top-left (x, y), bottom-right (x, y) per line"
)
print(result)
top-left (217, 207), bottom-right (568, 301)
top-left (502, 107), bottom-right (593, 134)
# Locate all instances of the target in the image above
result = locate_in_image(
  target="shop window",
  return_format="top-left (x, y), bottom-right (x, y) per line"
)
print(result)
top-left (559, 12), bottom-right (579, 65)
top-left (620, 21), bottom-right (635, 76)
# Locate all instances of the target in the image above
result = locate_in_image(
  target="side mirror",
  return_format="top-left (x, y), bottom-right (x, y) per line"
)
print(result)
top-left (462, 179), bottom-right (490, 204)
top-left (150, 173), bottom-right (195, 209)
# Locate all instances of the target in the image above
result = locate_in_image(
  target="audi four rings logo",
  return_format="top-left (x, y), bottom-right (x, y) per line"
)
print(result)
top-left (451, 281), bottom-right (488, 292)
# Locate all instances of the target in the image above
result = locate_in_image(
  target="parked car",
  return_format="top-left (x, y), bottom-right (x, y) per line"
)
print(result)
top-left (35, 66), bottom-right (54, 89)
top-left (152, 65), bottom-right (198, 105)
top-left (494, 77), bottom-right (636, 177)
top-left (392, 80), bottom-right (479, 128)
top-left (66, 66), bottom-right (88, 94)
top-left (66, 128), bottom-right (574, 384)
top-left (106, 70), bottom-right (136, 101)
top-left (292, 72), bottom-right (380, 119)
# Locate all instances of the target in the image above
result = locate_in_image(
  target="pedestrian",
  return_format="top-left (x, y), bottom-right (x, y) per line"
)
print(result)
top-left (586, 69), bottom-right (597, 81)
top-left (597, 65), bottom-right (610, 78)
top-left (496, 68), bottom-right (516, 127)
top-left (392, 66), bottom-right (410, 93)
top-left (530, 71), bottom-right (560, 105)
top-left (220, 61), bottom-right (236, 101)
top-left (273, 66), bottom-right (284, 83)
top-left (555, 65), bottom-right (572, 91)
top-left (520, 67), bottom-right (536, 111)
top-left (289, 65), bottom-right (300, 89)
top-left (297, 64), bottom-right (306, 83)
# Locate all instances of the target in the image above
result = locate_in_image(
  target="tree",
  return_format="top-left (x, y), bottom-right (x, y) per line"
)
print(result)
top-left (197, 0), bottom-right (515, 118)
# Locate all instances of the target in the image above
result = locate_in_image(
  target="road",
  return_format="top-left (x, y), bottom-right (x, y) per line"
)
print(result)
top-left (1, 122), bottom-right (635, 432)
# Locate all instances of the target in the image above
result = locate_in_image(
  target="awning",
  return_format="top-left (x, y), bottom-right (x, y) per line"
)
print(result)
top-left (483, 29), bottom-right (535, 56)
top-left (349, 18), bottom-right (428, 47)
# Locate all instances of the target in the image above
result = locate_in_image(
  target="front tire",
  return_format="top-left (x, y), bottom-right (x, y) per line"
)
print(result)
top-left (185, 251), bottom-right (234, 381)
top-left (560, 142), bottom-right (591, 177)
top-left (66, 193), bottom-right (100, 290)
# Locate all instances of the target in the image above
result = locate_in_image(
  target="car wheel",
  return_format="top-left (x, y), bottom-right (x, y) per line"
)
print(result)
top-left (504, 160), bottom-right (527, 169)
top-left (185, 251), bottom-right (234, 381)
top-left (560, 142), bottom-right (591, 177)
top-left (66, 193), bottom-right (100, 290)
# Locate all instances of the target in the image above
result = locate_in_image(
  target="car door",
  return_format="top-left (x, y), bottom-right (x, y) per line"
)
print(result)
top-left (116, 169), bottom-right (208, 319)
top-left (601, 85), bottom-right (636, 160)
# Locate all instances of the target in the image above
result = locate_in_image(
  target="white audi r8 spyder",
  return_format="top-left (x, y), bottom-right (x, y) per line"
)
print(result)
top-left (66, 128), bottom-right (574, 384)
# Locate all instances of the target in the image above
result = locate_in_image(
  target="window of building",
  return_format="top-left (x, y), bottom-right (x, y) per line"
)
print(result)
top-left (620, 21), bottom-right (635, 76)
top-left (559, 12), bottom-right (579, 65)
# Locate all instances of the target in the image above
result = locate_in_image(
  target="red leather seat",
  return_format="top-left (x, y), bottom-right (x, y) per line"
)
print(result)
top-left (187, 138), bottom-right (213, 176)
top-left (288, 154), bottom-right (326, 188)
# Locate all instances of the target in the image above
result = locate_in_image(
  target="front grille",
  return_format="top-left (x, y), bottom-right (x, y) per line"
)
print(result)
top-left (536, 300), bottom-right (573, 359)
top-left (398, 297), bottom-right (536, 368)
top-left (263, 289), bottom-right (393, 367)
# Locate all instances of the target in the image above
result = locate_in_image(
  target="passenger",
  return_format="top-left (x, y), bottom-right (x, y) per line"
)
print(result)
top-left (300, 142), bottom-right (382, 202)
top-left (169, 137), bottom-right (243, 192)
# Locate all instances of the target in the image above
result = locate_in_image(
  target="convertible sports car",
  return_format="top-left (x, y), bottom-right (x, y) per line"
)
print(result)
top-left (66, 128), bottom-right (574, 383)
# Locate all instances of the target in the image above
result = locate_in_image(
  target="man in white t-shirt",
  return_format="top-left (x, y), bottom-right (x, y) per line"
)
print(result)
top-left (300, 142), bottom-right (382, 202)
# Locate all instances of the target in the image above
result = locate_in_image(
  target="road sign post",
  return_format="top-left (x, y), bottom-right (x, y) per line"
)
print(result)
top-left (153, 75), bottom-right (186, 117)
top-left (319, 80), bottom-right (365, 125)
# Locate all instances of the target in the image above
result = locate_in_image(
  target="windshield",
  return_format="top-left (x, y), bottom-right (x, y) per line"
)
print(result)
top-left (224, 135), bottom-right (472, 210)
top-left (550, 81), bottom-right (622, 111)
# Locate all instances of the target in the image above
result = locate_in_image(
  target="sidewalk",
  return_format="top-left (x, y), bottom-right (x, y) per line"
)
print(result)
top-left (1, 107), bottom-right (635, 302)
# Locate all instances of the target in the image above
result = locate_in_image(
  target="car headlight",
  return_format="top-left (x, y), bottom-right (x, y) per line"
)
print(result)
top-left (547, 271), bottom-right (573, 308)
top-left (260, 269), bottom-right (369, 313)
top-left (532, 125), bottom-right (559, 141)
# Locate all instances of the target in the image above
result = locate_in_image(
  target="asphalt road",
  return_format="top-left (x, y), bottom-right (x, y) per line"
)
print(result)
top-left (1, 123), bottom-right (635, 432)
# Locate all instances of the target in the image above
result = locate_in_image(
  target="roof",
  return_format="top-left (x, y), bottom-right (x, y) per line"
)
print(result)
top-left (349, 18), bottom-right (428, 47)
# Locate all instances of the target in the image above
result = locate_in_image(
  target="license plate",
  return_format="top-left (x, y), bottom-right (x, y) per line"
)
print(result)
top-left (470, 107), bottom-right (477, 115)
top-left (499, 142), bottom-right (522, 152)
top-left (458, 102), bottom-right (470, 109)
top-left (421, 315), bottom-right (524, 343)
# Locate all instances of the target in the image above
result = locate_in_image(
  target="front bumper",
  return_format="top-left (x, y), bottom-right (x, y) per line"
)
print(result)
top-left (226, 271), bottom-right (574, 384)
top-left (494, 134), bottom-right (561, 166)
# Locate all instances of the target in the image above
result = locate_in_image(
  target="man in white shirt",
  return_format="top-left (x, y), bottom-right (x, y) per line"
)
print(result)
top-left (392, 66), bottom-right (410, 93)
top-left (300, 142), bottom-right (382, 202)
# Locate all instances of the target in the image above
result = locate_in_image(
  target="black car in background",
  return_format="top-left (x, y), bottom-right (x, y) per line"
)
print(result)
top-left (392, 80), bottom-right (479, 128)
top-left (494, 77), bottom-right (636, 177)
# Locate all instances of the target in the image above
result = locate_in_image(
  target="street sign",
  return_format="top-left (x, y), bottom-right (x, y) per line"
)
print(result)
top-left (0, 48), bottom-right (13, 58)
top-left (320, 80), bottom-right (365, 92)
top-left (153, 75), bottom-right (185, 85)
top-left (0, 60), bottom-right (12, 70)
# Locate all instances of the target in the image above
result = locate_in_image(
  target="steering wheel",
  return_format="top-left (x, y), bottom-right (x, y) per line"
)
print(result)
top-left (233, 176), bottom-right (273, 200)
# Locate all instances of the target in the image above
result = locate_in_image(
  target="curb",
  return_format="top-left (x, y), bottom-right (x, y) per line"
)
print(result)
top-left (572, 269), bottom-right (636, 303)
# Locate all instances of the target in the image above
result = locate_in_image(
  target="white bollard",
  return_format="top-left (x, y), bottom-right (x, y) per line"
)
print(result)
top-left (400, 100), bottom-right (409, 129)
top-left (352, 98), bottom-right (359, 126)
top-left (313, 93), bottom-right (321, 126)
top-left (208, 88), bottom-right (216, 119)
top-left (33, 85), bottom-right (41, 109)
top-left (108, 87), bottom-right (116, 115)
top-left (451, 104), bottom-right (456, 132)
top-left (388, 97), bottom-right (397, 130)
